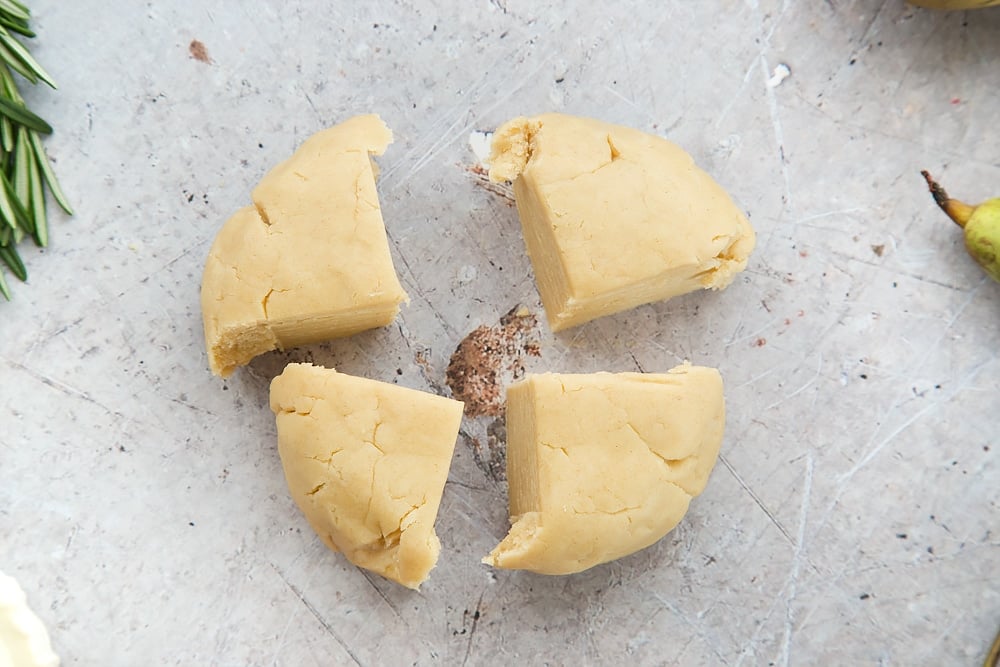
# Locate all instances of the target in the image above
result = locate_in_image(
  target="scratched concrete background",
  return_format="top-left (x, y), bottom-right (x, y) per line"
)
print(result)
top-left (1, 0), bottom-right (998, 665)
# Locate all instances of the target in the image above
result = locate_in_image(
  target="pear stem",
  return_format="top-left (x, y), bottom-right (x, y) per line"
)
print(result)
top-left (921, 170), bottom-right (975, 229)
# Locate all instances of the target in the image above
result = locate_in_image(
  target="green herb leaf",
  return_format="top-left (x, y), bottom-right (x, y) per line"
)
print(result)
top-left (0, 263), bottom-right (11, 299)
top-left (0, 29), bottom-right (54, 88)
top-left (13, 125), bottom-right (28, 198)
top-left (28, 147), bottom-right (44, 246)
top-left (0, 36), bottom-right (35, 83)
top-left (0, 115), bottom-right (12, 152)
top-left (0, 14), bottom-right (34, 39)
top-left (0, 241), bottom-right (26, 281)
top-left (28, 130), bottom-right (71, 214)
top-left (2, 169), bottom-right (31, 235)
top-left (0, 0), bottom-right (30, 23)
top-left (0, 167), bottom-right (18, 229)
top-left (0, 96), bottom-right (49, 133)
top-left (0, 2), bottom-right (72, 299)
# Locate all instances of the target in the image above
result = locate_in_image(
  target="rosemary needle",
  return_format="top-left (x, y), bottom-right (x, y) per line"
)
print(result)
top-left (0, 1), bottom-right (71, 300)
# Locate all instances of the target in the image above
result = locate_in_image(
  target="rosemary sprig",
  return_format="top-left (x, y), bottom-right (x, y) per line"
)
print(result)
top-left (0, 0), bottom-right (71, 300)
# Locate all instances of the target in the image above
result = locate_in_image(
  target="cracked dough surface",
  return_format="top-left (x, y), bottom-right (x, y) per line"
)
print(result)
top-left (483, 364), bottom-right (724, 575)
top-left (489, 113), bottom-right (755, 331)
top-left (270, 363), bottom-right (463, 590)
top-left (201, 114), bottom-right (407, 377)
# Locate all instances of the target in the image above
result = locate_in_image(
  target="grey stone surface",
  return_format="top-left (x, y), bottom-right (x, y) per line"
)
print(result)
top-left (1, 1), bottom-right (998, 665)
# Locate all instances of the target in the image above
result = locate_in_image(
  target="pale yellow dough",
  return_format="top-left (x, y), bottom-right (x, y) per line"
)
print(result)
top-left (201, 114), bottom-right (407, 377)
top-left (483, 365), bottom-right (724, 575)
top-left (489, 113), bottom-right (755, 331)
top-left (270, 363), bottom-right (463, 590)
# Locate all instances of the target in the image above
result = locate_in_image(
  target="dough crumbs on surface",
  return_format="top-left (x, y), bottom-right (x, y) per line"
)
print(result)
top-left (487, 113), bottom-right (755, 332)
top-left (270, 363), bottom-right (463, 590)
top-left (200, 114), bottom-right (407, 377)
top-left (483, 364), bottom-right (725, 575)
top-left (466, 163), bottom-right (515, 205)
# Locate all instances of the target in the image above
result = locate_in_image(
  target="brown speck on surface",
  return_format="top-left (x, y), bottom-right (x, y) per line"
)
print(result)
top-left (799, 249), bottom-right (808, 258)
top-left (871, 244), bottom-right (885, 257)
top-left (467, 163), bottom-right (515, 205)
top-left (753, 337), bottom-right (767, 347)
top-left (189, 39), bottom-right (211, 64)
top-left (446, 306), bottom-right (540, 419)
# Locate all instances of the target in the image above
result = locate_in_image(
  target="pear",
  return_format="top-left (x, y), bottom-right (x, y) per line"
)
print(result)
top-left (921, 171), bottom-right (1000, 283)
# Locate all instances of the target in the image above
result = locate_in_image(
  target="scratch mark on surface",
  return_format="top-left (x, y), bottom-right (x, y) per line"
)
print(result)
top-left (271, 564), bottom-right (363, 666)
top-left (731, 364), bottom-right (782, 391)
top-left (359, 569), bottom-right (409, 627)
top-left (629, 351), bottom-right (646, 373)
top-left (850, 0), bottom-right (890, 54)
top-left (719, 454), bottom-right (794, 547)
top-left (813, 279), bottom-right (991, 539)
top-left (461, 590), bottom-right (485, 666)
top-left (842, 278), bottom-right (985, 483)
top-left (382, 48), bottom-right (553, 191)
top-left (734, 578), bottom-right (793, 666)
top-left (169, 397), bottom-right (219, 417)
top-left (652, 592), bottom-right (729, 664)
top-left (840, 353), bottom-right (992, 486)
top-left (735, 0), bottom-right (796, 284)
top-left (25, 316), bottom-right (84, 360)
top-left (386, 229), bottom-right (459, 338)
top-left (726, 316), bottom-right (782, 348)
top-left (763, 354), bottom-right (822, 412)
top-left (602, 84), bottom-right (652, 120)
top-left (717, 57), bottom-right (760, 128)
top-left (447, 477), bottom-right (505, 540)
top-left (761, 50), bottom-right (792, 211)
top-left (778, 453), bottom-right (814, 667)
top-left (618, 31), bottom-right (638, 104)
top-left (63, 525), bottom-right (79, 555)
top-left (914, 613), bottom-right (967, 664)
top-left (789, 207), bottom-right (869, 227)
top-left (1, 356), bottom-right (125, 420)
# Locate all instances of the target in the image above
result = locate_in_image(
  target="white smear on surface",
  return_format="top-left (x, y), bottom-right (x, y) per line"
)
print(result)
top-left (456, 265), bottom-right (478, 284)
top-left (468, 131), bottom-right (493, 167)
top-left (766, 63), bottom-right (792, 88)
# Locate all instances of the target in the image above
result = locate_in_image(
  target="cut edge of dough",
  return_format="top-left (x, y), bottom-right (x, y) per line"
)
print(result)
top-left (488, 116), bottom-right (543, 183)
top-left (481, 510), bottom-right (544, 569)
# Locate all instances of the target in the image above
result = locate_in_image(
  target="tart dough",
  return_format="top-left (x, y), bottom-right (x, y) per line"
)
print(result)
top-left (201, 114), bottom-right (407, 377)
top-left (489, 113), bottom-right (755, 331)
top-left (484, 365), bottom-right (724, 575)
top-left (270, 363), bottom-right (463, 589)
